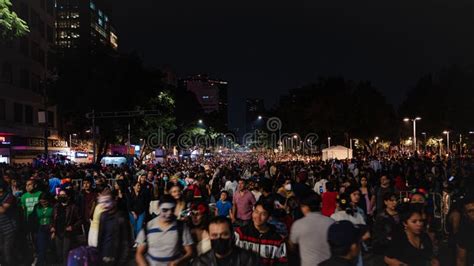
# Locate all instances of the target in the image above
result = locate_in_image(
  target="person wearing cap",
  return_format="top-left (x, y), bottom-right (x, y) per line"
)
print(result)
top-left (319, 221), bottom-right (364, 266)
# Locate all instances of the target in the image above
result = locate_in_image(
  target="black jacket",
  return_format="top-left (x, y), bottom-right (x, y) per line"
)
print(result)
top-left (97, 210), bottom-right (132, 266)
top-left (372, 210), bottom-right (400, 254)
top-left (192, 248), bottom-right (261, 266)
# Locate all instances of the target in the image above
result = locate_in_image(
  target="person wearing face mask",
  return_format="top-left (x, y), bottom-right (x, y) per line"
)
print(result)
top-left (51, 189), bottom-right (82, 264)
top-left (277, 179), bottom-right (295, 200)
top-left (384, 205), bottom-right (439, 266)
top-left (192, 216), bottom-right (260, 266)
top-left (135, 195), bottom-right (194, 266)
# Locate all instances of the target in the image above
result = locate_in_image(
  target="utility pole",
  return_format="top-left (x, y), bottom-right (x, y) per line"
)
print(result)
top-left (85, 110), bottom-right (161, 163)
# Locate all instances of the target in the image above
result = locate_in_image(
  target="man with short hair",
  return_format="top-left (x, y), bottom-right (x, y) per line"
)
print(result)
top-left (232, 179), bottom-right (256, 227)
top-left (235, 200), bottom-right (288, 265)
top-left (290, 193), bottom-right (334, 266)
top-left (21, 179), bottom-right (42, 221)
top-left (375, 175), bottom-right (397, 214)
top-left (456, 197), bottom-right (474, 266)
top-left (319, 221), bottom-right (363, 266)
top-left (192, 216), bottom-right (260, 266)
top-left (78, 177), bottom-right (97, 234)
top-left (135, 195), bottom-right (194, 266)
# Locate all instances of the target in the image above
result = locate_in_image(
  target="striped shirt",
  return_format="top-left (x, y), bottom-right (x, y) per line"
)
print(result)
top-left (0, 193), bottom-right (16, 236)
top-left (235, 223), bottom-right (288, 266)
top-left (136, 217), bottom-right (193, 266)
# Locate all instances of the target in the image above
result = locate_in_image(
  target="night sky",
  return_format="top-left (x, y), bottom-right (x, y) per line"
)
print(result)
top-left (113, 0), bottom-right (474, 132)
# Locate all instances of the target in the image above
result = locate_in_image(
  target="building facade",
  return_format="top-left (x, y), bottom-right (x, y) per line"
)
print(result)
top-left (0, 0), bottom-right (66, 164)
top-left (181, 74), bottom-right (228, 113)
top-left (55, 0), bottom-right (118, 53)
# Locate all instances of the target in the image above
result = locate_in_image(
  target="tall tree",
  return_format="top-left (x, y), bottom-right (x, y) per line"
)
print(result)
top-left (399, 65), bottom-right (474, 138)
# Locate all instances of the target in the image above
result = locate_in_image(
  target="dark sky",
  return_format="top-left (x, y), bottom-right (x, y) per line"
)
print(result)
top-left (112, 0), bottom-right (474, 132)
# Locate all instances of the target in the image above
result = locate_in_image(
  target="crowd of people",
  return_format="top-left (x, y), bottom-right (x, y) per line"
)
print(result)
top-left (0, 152), bottom-right (473, 266)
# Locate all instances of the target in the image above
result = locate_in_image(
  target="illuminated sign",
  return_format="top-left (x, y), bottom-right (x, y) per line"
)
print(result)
top-left (75, 152), bottom-right (88, 158)
top-left (0, 136), bottom-right (11, 145)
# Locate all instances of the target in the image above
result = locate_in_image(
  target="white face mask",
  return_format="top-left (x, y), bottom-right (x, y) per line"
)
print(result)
top-left (284, 184), bottom-right (292, 191)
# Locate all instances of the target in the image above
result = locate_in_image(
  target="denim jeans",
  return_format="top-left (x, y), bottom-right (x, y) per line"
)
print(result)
top-left (36, 225), bottom-right (52, 266)
top-left (129, 212), bottom-right (145, 239)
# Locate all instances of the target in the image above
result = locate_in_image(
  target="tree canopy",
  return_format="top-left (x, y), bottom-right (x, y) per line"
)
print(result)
top-left (0, 0), bottom-right (29, 38)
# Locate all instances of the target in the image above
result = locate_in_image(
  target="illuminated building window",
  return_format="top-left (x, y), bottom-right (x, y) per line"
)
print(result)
top-left (98, 18), bottom-right (104, 27)
top-left (70, 12), bottom-right (79, 19)
top-left (110, 32), bottom-right (118, 50)
top-left (70, 21), bottom-right (80, 29)
top-left (202, 96), bottom-right (210, 99)
top-left (98, 9), bottom-right (103, 17)
top-left (90, 1), bottom-right (95, 10)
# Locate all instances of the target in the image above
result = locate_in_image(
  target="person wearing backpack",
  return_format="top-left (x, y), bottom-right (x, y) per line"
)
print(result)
top-left (135, 195), bottom-right (194, 266)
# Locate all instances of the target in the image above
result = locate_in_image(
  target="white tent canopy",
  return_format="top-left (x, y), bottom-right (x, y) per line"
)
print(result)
top-left (322, 145), bottom-right (353, 161)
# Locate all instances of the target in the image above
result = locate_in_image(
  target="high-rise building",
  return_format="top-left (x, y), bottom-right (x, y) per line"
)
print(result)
top-left (181, 74), bottom-right (228, 115)
top-left (55, 0), bottom-right (118, 53)
top-left (0, 0), bottom-right (65, 164)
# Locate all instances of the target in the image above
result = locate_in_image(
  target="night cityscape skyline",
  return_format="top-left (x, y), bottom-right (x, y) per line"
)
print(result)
top-left (111, 0), bottom-right (474, 133)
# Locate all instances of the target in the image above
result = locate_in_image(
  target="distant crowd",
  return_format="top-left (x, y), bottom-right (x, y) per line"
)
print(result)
top-left (0, 153), bottom-right (473, 266)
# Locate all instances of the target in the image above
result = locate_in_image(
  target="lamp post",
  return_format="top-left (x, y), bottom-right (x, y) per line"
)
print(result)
top-left (69, 133), bottom-right (77, 148)
top-left (438, 139), bottom-right (443, 156)
top-left (443, 131), bottom-right (450, 154)
top-left (403, 117), bottom-right (421, 152)
top-left (421, 132), bottom-right (427, 152)
top-left (328, 137), bottom-right (331, 148)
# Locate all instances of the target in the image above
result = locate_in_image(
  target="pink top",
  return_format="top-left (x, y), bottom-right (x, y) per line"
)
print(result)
top-left (233, 190), bottom-right (256, 221)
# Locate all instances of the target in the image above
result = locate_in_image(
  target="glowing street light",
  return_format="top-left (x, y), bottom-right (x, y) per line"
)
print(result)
top-left (328, 137), bottom-right (331, 148)
top-left (198, 119), bottom-right (203, 124)
top-left (403, 117), bottom-right (421, 151)
top-left (258, 115), bottom-right (263, 120)
top-left (443, 130), bottom-right (450, 153)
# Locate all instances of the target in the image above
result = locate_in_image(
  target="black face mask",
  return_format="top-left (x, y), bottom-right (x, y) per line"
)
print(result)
top-left (58, 197), bottom-right (68, 203)
top-left (211, 238), bottom-right (233, 256)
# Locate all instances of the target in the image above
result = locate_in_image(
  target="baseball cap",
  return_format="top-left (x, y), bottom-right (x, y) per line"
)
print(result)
top-left (327, 220), bottom-right (364, 247)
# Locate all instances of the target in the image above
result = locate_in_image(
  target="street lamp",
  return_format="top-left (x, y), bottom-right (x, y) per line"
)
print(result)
top-left (403, 117), bottom-right (421, 152)
top-left (258, 115), bottom-right (263, 120)
top-left (328, 137), bottom-right (331, 148)
top-left (69, 133), bottom-right (77, 148)
top-left (198, 119), bottom-right (203, 124)
top-left (443, 130), bottom-right (450, 154)
top-left (438, 139), bottom-right (443, 156)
